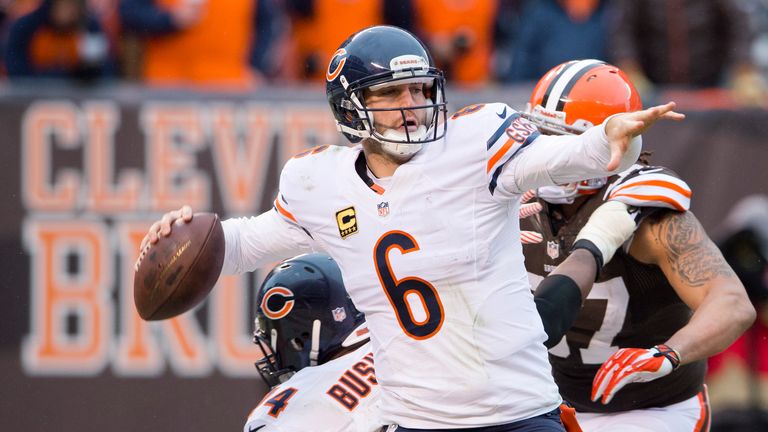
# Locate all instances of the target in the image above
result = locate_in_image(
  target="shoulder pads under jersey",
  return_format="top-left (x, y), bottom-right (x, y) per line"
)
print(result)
top-left (604, 164), bottom-right (691, 212)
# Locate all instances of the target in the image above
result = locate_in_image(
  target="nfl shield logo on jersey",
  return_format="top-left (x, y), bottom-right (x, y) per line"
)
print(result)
top-left (546, 240), bottom-right (560, 260)
top-left (332, 307), bottom-right (347, 322)
top-left (377, 202), bottom-right (390, 217)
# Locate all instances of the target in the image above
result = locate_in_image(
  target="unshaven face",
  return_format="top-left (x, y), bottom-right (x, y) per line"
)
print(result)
top-left (363, 83), bottom-right (428, 136)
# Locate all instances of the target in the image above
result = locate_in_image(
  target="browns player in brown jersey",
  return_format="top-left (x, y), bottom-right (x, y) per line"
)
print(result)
top-left (522, 60), bottom-right (755, 432)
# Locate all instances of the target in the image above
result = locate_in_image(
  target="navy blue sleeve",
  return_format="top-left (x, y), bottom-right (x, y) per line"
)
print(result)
top-left (119, 0), bottom-right (178, 34)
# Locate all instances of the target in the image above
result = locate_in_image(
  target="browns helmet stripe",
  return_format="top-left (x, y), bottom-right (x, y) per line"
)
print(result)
top-left (543, 59), bottom-right (605, 112)
top-left (541, 61), bottom-right (576, 109)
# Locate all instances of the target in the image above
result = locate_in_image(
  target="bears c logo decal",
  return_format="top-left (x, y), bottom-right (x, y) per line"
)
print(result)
top-left (260, 287), bottom-right (295, 319)
top-left (326, 49), bottom-right (347, 82)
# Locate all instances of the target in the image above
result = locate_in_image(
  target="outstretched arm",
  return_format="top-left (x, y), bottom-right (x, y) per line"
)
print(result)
top-left (501, 102), bottom-right (684, 195)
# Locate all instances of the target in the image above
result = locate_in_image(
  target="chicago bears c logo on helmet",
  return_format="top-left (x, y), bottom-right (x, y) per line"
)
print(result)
top-left (260, 286), bottom-right (295, 319)
top-left (326, 48), bottom-right (347, 82)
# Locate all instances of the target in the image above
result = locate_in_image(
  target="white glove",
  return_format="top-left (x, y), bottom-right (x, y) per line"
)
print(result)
top-left (574, 200), bottom-right (637, 265)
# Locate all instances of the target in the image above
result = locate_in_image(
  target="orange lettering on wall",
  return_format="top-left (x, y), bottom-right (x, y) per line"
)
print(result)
top-left (21, 102), bottom-right (81, 212)
top-left (114, 220), bottom-right (212, 376)
top-left (21, 220), bottom-right (111, 375)
top-left (113, 221), bottom-right (164, 375)
top-left (210, 274), bottom-right (264, 376)
top-left (280, 106), bottom-right (341, 166)
top-left (162, 313), bottom-right (213, 376)
top-left (210, 105), bottom-right (272, 214)
top-left (141, 104), bottom-right (210, 212)
top-left (84, 103), bottom-right (143, 213)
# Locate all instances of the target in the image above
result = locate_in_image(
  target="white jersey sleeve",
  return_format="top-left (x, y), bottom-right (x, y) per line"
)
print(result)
top-left (243, 344), bottom-right (381, 432)
top-left (494, 116), bottom-right (642, 199)
top-left (476, 104), bottom-right (543, 199)
top-left (221, 155), bottom-right (320, 275)
top-left (221, 210), bottom-right (315, 275)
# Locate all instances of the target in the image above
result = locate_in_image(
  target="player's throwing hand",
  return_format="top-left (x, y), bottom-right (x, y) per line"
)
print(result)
top-left (604, 102), bottom-right (685, 171)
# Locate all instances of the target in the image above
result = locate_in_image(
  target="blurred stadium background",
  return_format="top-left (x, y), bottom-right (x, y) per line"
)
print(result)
top-left (1, 0), bottom-right (767, 431)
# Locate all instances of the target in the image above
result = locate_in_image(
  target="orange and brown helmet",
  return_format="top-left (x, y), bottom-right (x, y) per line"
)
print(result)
top-left (525, 59), bottom-right (642, 136)
top-left (526, 60), bottom-right (643, 202)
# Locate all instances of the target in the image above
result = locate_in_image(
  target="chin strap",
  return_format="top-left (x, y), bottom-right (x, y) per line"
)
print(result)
top-left (270, 328), bottom-right (278, 352)
top-left (309, 319), bottom-right (321, 366)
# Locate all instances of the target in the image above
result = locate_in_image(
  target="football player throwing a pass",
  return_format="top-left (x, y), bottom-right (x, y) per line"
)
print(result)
top-left (140, 27), bottom-right (685, 431)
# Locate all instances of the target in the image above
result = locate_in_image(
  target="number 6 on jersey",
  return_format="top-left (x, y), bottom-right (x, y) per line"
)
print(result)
top-left (374, 231), bottom-right (444, 340)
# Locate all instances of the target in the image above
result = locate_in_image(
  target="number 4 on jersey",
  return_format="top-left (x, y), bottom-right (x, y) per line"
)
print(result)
top-left (262, 387), bottom-right (298, 418)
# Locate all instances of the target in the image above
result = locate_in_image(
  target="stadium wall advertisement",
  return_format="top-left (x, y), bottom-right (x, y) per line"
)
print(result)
top-left (1, 86), bottom-right (767, 431)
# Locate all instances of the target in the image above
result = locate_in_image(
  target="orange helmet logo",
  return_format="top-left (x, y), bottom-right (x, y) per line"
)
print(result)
top-left (326, 49), bottom-right (347, 82)
top-left (260, 287), bottom-right (295, 320)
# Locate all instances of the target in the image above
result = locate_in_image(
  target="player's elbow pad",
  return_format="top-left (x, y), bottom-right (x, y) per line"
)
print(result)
top-left (534, 275), bottom-right (582, 348)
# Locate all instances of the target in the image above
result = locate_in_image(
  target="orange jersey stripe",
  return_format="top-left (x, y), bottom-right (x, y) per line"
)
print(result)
top-left (610, 179), bottom-right (692, 198)
top-left (370, 184), bottom-right (385, 195)
top-left (694, 386), bottom-right (711, 432)
top-left (610, 193), bottom-right (686, 211)
top-left (486, 138), bottom-right (515, 173)
top-left (274, 198), bottom-right (297, 222)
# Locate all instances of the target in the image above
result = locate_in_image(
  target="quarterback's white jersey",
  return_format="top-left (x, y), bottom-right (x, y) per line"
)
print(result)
top-left (243, 343), bottom-right (381, 432)
top-left (223, 103), bottom-right (640, 428)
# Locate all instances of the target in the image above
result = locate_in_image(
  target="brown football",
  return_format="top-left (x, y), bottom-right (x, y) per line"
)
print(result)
top-left (133, 213), bottom-right (225, 321)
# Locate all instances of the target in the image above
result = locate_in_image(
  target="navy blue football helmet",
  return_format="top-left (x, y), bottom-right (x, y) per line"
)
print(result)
top-left (325, 25), bottom-right (447, 158)
top-left (253, 253), bottom-right (367, 387)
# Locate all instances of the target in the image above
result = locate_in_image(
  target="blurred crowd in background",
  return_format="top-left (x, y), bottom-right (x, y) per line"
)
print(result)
top-left (1, 0), bottom-right (768, 106)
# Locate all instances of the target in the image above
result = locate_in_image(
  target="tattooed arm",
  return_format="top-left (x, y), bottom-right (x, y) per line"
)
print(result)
top-left (630, 210), bottom-right (755, 364)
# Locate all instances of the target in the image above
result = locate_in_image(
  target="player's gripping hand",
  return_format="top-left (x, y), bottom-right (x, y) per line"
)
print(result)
top-left (591, 344), bottom-right (681, 404)
top-left (135, 205), bottom-right (194, 271)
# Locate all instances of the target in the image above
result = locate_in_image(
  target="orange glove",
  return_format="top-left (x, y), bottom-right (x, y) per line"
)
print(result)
top-left (591, 344), bottom-right (681, 404)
